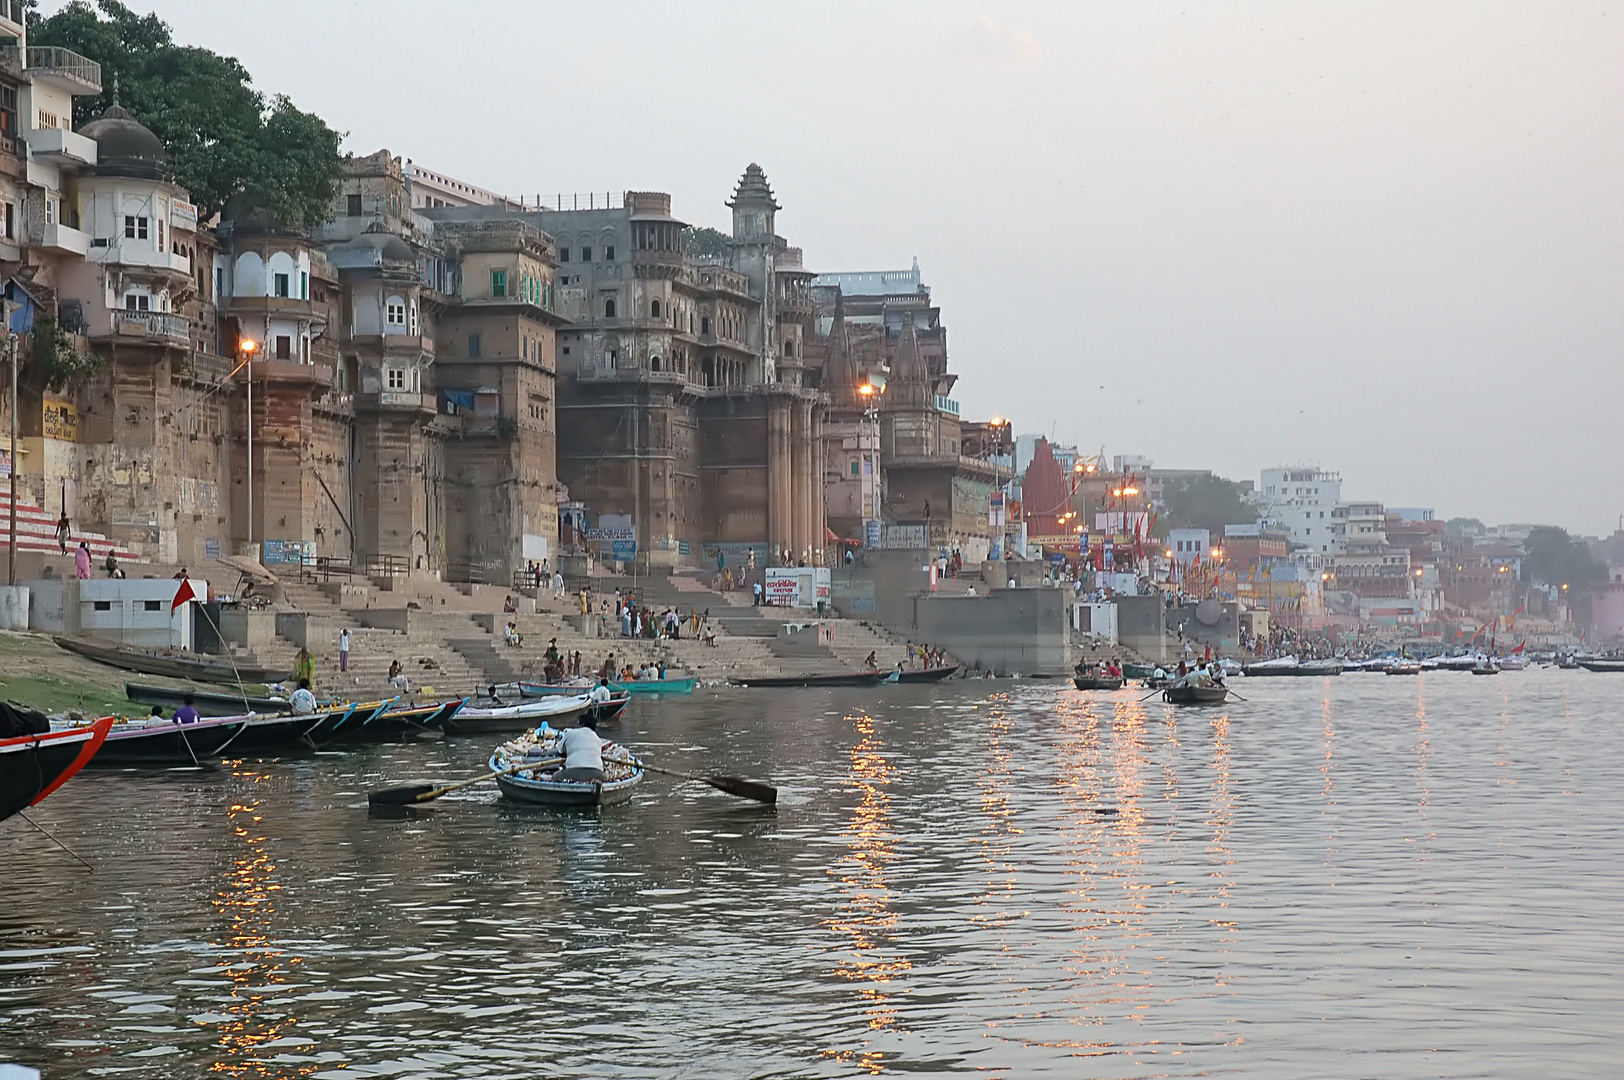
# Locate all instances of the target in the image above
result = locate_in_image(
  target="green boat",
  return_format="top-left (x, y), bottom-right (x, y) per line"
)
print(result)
top-left (1123, 663), bottom-right (1156, 680)
top-left (609, 676), bottom-right (698, 695)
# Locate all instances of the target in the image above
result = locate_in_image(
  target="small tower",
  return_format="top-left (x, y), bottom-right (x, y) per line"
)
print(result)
top-left (728, 163), bottom-right (777, 241)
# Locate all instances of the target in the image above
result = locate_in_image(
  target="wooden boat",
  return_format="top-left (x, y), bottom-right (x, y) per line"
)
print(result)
top-left (1385, 662), bottom-right (1422, 676)
top-left (1470, 661), bottom-right (1501, 676)
top-left (488, 729), bottom-right (644, 807)
top-left (1578, 659), bottom-right (1624, 673)
top-left (445, 694), bottom-right (599, 734)
top-left (63, 701), bottom-right (387, 764)
top-left (1242, 657), bottom-right (1343, 677)
top-left (1162, 684), bottom-right (1230, 706)
top-left (315, 698), bottom-right (466, 742)
top-left (611, 676), bottom-right (697, 694)
top-left (733, 671), bottom-right (888, 688)
top-left (1122, 663), bottom-right (1156, 680)
top-left (125, 682), bottom-right (291, 716)
top-left (894, 665), bottom-right (960, 683)
top-left (52, 635), bottom-right (291, 685)
top-left (1073, 675), bottom-right (1124, 691)
top-left (1, 715), bottom-right (113, 822)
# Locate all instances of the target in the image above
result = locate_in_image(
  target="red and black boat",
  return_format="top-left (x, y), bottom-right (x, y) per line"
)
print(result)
top-left (1, 710), bottom-right (114, 824)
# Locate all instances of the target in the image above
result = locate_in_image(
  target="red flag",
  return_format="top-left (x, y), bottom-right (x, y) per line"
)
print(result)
top-left (171, 577), bottom-right (196, 612)
top-left (1511, 639), bottom-right (1526, 655)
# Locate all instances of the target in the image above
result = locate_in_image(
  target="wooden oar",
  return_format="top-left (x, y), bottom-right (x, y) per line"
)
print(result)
top-left (617, 757), bottom-right (777, 805)
top-left (368, 758), bottom-right (562, 806)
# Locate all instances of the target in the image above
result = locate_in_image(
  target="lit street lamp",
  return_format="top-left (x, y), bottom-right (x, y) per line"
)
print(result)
top-left (239, 338), bottom-right (259, 554)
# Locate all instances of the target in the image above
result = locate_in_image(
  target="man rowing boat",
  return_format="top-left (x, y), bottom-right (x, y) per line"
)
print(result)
top-left (557, 717), bottom-right (605, 782)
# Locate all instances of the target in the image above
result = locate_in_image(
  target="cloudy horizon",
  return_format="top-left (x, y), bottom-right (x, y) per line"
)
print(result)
top-left (42, 0), bottom-right (1622, 535)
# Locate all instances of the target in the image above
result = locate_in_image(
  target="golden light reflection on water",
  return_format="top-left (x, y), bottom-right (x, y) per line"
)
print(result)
top-left (1208, 711), bottom-right (1236, 946)
top-left (821, 709), bottom-right (908, 1073)
top-left (1413, 678), bottom-right (1435, 866)
top-left (1320, 690), bottom-right (1340, 871)
top-left (207, 766), bottom-right (309, 1077)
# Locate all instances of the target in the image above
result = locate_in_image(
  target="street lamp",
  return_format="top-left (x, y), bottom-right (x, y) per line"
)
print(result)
top-left (239, 338), bottom-right (259, 554)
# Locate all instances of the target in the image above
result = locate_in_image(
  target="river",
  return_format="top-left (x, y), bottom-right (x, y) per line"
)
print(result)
top-left (2, 669), bottom-right (1620, 1078)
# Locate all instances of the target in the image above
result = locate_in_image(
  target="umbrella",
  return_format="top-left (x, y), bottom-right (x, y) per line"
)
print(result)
top-left (215, 554), bottom-right (279, 585)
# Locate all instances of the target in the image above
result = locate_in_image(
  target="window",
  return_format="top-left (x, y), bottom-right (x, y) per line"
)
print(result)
top-left (143, 600), bottom-right (162, 612)
top-left (651, 300), bottom-right (661, 317)
top-left (701, 316), bottom-right (710, 335)
top-left (604, 298), bottom-right (616, 318)
top-left (275, 336), bottom-right (292, 360)
top-left (274, 273), bottom-right (290, 298)
top-left (386, 367), bottom-right (406, 390)
top-left (125, 215), bottom-right (148, 240)
top-left (44, 197), bottom-right (54, 225)
top-left (347, 193), bottom-right (363, 217)
top-left (491, 269), bottom-right (507, 298)
top-left (650, 355), bottom-right (661, 371)
top-left (2, 201), bottom-right (12, 240)
top-left (559, 247), bottom-right (570, 262)
top-left (157, 219), bottom-right (164, 250)
top-left (301, 272), bottom-right (309, 300)
top-left (124, 294), bottom-right (150, 311)
top-left (581, 246), bottom-right (592, 262)
top-left (407, 301), bottom-right (418, 336)
top-left (385, 299), bottom-right (406, 326)
top-left (92, 600), bottom-right (111, 612)
top-left (851, 461), bottom-right (860, 476)
top-left (605, 245), bottom-right (615, 260)
top-left (216, 267), bottom-right (226, 298)
top-left (468, 333), bottom-right (481, 358)
top-left (0, 87), bottom-right (14, 152)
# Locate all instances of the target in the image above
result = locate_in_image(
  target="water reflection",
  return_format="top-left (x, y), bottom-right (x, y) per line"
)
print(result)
top-left (822, 708), bottom-right (907, 1073)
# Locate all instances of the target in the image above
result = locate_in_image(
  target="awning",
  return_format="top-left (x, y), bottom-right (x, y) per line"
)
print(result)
top-left (215, 555), bottom-right (278, 584)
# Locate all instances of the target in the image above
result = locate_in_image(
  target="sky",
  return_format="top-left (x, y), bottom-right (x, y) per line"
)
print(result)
top-left (45, 1), bottom-right (1624, 534)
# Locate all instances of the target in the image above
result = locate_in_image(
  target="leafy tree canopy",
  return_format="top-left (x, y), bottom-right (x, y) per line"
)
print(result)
top-left (28, 0), bottom-right (344, 226)
top-left (682, 226), bottom-right (730, 258)
top-left (1445, 517), bottom-right (1485, 538)
top-left (1162, 475), bottom-right (1258, 536)
top-left (1521, 526), bottom-right (1605, 591)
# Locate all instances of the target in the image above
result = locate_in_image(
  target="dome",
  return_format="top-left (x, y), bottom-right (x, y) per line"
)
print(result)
top-left (79, 103), bottom-right (165, 180)
top-left (357, 222), bottom-right (415, 262)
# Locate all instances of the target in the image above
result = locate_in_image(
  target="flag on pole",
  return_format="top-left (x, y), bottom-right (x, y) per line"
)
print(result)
top-left (171, 577), bottom-right (197, 612)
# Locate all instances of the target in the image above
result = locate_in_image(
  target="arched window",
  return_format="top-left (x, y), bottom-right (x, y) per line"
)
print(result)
top-left (701, 316), bottom-right (710, 335)
top-left (604, 298), bottom-right (616, 318)
top-left (651, 299), bottom-right (661, 318)
top-left (650, 355), bottom-right (661, 372)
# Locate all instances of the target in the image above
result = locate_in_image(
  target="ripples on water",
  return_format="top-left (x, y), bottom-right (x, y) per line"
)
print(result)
top-left (1, 670), bottom-right (1620, 1077)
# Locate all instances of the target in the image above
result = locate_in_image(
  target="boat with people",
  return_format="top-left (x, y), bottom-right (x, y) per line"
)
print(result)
top-left (1470, 659), bottom-right (1501, 675)
top-left (52, 635), bottom-right (291, 684)
top-left (1, 711), bottom-right (113, 823)
top-left (125, 682), bottom-right (290, 716)
top-left (445, 693), bottom-right (611, 734)
top-left (1073, 674), bottom-right (1124, 691)
top-left (487, 725), bottom-right (644, 807)
top-left (1241, 656), bottom-right (1343, 677)
top-left (892, 665), bottom-right (961, 683)
top-left (53, 698), bottom-right (410, 764)
top-left (1162, 684), bottom-right (1230, 706)
top-left (1385, 661), bottom-right (1423, 676)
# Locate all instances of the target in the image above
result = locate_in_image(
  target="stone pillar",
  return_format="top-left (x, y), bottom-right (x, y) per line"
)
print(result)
top-left (790, 400), bottom-right (808, 563)
top-left (767, 397), bottom-right (793, 562)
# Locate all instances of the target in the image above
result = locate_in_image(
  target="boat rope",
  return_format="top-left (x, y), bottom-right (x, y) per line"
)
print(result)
top-left (17, 810), bottom-right (94, 870)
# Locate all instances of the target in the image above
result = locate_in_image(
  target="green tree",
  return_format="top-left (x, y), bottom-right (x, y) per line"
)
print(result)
top-left (1445, 516), bottom-right (1486, 538)
top-left (1162, 475), bottom-right (1258, 536)
top-left (1521, 526), bottom-right (1605, 591)
top-left (28, 0), bottom-right (344, 226)
top-left (682, 226), bottom-right (731, 258)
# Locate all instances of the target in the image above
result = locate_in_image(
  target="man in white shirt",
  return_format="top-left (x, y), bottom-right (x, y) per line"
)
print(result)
top-left (557, 718), bottom-right (606, 781)
top-left (587, 678), bottom-right (613, 704)
top-left (289, 679), bottom-right (318, 714)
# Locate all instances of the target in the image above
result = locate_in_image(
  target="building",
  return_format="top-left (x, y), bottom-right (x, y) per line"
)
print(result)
top-left (1258, 466), bottom-right (1342, 552)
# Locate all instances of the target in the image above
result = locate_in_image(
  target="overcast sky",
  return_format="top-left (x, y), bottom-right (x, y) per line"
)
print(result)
top-left (51, 1), bottom-right (1623, 534)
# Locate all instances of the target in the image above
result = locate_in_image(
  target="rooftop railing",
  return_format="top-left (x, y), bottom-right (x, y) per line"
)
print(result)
top-left (26, 46), bottom-right (102, 91)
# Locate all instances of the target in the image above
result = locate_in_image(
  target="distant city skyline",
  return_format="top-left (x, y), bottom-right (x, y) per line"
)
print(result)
top-left (48, 0), bottom-right (1622, 534)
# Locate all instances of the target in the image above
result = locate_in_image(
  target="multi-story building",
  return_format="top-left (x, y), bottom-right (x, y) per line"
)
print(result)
top-left (1258, 466), bottom-right (1342, 552)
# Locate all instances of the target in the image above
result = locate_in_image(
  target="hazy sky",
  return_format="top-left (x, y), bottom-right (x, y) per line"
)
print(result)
top-left (49, 2), bottom-right (1623, 533)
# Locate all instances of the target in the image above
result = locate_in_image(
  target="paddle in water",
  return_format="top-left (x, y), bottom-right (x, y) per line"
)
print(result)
top-left (368, 758), bottom-right (561, 806)
top-left (619, 757), bottom-right (777, 805)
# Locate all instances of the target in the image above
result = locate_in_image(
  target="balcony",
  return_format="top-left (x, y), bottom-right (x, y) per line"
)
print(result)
top-left (24, 46), bottom-right (102, 95)
top-left (87, 242), bottom-right (191, 275)
top-left (23, 126), bottom-right (96, 169)
top-left (356, 390), bottom-right (436, 415)
top-left (37, 222), bottom-right (90, 256)
top-left (103, 311), bottom-right (191, 346)
top-left (251, 358), bottom-right (335, 391)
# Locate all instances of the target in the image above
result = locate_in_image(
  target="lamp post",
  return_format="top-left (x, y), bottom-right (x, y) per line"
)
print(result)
top-left (239, 338), bottom-right (259, 555)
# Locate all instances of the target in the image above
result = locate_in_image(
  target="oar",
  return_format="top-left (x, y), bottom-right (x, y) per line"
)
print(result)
top-left (1223, 688), bottom-right (1249, 702)
top-left (368, 757), bottom-right (562, 806)
top-left (618, 757), bottom-right (777, 805)
top-left (1137, 685), bottom-right (1165, 703)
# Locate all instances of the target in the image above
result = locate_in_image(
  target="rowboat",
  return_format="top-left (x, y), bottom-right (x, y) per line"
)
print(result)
top-left (1385, 662), bottom-right (1422, 676)
top-left (733, 671), bottom-right (888, 688)
top-left (612, 676), bottom-right (698, 694)
top-left (488, 727), bottom-right (644, 807)
top-left (1162, 684), bottom-right (1230, 706)
top-left (52, 635), bottom-right (290, 685)
top-left (1578, 659), bottom-right (1624, 673)
top-left (319, 698), bottom-right (466, 741)
top-left (1470, 661), bottom-right (1501, 676)
top-left (1, 714), bottom-right (113, 822)
top-left (1073, 675), bottom-right (1124, 691)
top-left (1122, 663), bottom-right (1156, 680)
top-left (125, 682), bottom-right (291, 716)
top-left (59, 700), bottom-right (391, 763)
top-left (445, 694), bottom-right (600, 734)
top-left (893, 665), bottom-right (960, 683)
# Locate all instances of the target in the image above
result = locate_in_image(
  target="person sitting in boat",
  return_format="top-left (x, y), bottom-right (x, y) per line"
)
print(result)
top-left (588, 678), bottom-right (613, 705)
top-left (1207, 662), bottom-right (1226, 688)
top-left (1152, 665), bottom-right (1168, 682)
top-left (290, 679), bottom-right (317, 715)
top-left (173, 694), bottom-right (201, 725)
top-left (558, 717), bottom-right (606, 782)
top-left (149, 705), bottom-right (165, 720)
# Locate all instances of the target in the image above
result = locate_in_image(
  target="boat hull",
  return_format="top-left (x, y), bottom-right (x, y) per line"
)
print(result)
top-left (444, 695), bottom-right (599, 734)
top-left (1163, 685), bottom-right (1230, 706)
top-left (1578, 661), bottom-right (1624, 673)
top-left (1, 717), bottom-right (113, 821)
top-left (1073, 676), bottom-right (1124, 691)
top-left (53, 635), bottom-right (290, 685)
top-left (895, 665), bottom-right (961, 683)
top-left (125, 682), bottom-right (289, 716)
top-left (1242, 663), bottom-right (1343, 677)
top-left (735, 672), bottom-right (887, 688)
top-left (494, 771), bottom-right (642, 807)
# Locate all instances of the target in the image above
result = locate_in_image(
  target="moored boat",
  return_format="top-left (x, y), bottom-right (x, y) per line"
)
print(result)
top-left (1073, 675), bottom-right (1124, 691)
top-left (445, 693), bottom-right (600, 734)
top-left (125, 682), bottom-right (290, 716)
top-left (488, 727), bottom-right (644, 807)
top-left (1385, 661), bottom-right (1422, 676)
top-left (1578, 658), bottom-right (1624, 673)
top-left (733, 671), bottom-right (888, 688)
top-left (52, 635), bottom-right (291, 684)
top-left (1242, 656), bottom-right (1343, 677)
top-left (1, 714), bottom-right (114, 822)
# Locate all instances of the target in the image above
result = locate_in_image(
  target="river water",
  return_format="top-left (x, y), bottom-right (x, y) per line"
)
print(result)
top-left (2, 669), bottom-right (1620, 1078)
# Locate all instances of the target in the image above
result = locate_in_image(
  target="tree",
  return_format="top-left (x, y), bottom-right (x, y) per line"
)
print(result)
top-left (28, 0), bottom-right (344, 226)
top-left (1445, 517), bottom-right (1486, 538)
top-left (1162, 475), bottom-right (1258, 536)
top-left (682, 226), bottom-right (730, 258)
top-left (1521, 526), bottom-right (1605, 591)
